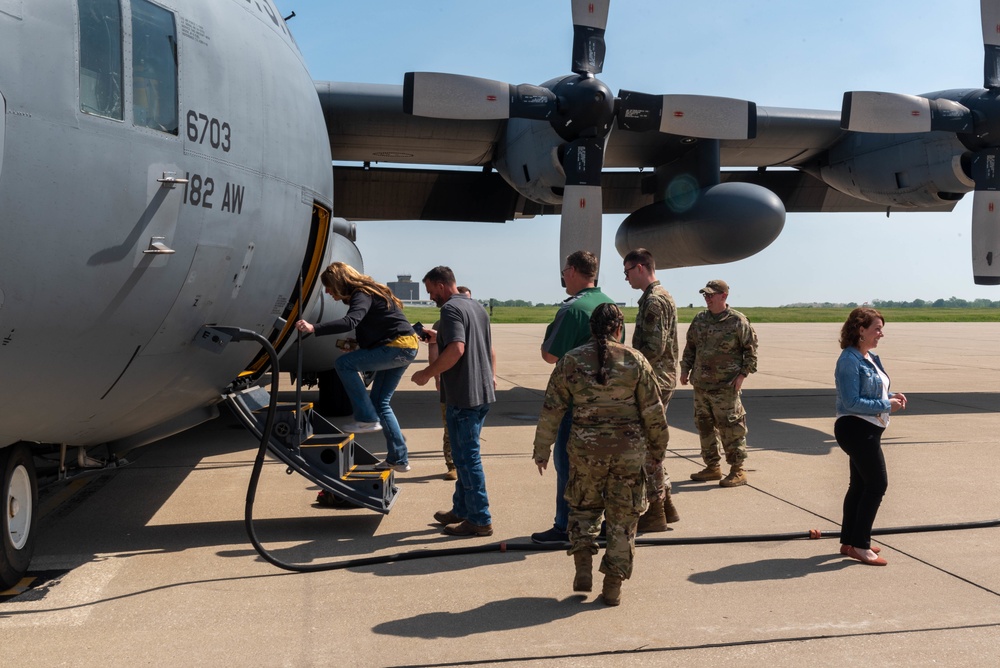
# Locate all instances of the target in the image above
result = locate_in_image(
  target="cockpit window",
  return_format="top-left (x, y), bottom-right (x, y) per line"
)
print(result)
top-left (132, 0), bottom-right (178, 134)
top-left (78, 0), bottom-right (123, 120)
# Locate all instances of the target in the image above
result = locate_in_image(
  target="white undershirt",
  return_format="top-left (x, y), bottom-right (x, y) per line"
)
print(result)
top-left (858, 353), bottom-right (891, 428)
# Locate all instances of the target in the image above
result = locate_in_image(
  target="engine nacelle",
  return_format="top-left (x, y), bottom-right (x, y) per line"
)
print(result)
top-left (614, 182), bottom-right (785, 268)
top-left (821, 132), bottom-right (973, 208)
top-left (493, 116), bottom-right (567, 205)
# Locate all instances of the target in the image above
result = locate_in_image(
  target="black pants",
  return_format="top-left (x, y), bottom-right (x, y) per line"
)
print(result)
top-left (834, 416), bottom-right (888, 550)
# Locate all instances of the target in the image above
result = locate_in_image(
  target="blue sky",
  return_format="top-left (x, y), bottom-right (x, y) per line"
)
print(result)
top-left (273, 0), bottom-right (997, 307)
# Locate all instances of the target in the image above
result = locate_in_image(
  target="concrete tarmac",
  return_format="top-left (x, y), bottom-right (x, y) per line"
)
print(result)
top-left (3, 322), bottom-right (999, 666)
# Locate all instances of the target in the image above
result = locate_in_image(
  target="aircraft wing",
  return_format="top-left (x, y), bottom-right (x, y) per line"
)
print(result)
top-left (318, 82), bottom-right (957, 220)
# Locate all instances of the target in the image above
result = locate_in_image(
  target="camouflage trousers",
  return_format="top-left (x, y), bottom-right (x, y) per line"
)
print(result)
top-left (644, 391), bottom-right (673, 498)
top-left (439, 403), bottom-right (454, 469)
top-left (565, 449), bottom-right (647, 580)
top-left (692, 386), bottom-right (748, 467)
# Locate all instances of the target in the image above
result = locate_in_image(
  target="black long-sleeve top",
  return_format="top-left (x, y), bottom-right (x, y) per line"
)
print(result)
top-left (313, 291), bottom-right (415, 349)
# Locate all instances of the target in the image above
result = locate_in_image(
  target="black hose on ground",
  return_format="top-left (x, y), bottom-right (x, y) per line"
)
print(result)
top-left (229, 327), bottom-right (1000, 572)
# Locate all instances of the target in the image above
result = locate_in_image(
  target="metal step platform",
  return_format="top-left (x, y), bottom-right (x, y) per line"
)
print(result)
top-left (225, 386), bottom-right (399, 513)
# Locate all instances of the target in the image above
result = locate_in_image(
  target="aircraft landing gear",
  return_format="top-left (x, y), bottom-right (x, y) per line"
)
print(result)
top-left (1, 443), bottom-right (37, 591)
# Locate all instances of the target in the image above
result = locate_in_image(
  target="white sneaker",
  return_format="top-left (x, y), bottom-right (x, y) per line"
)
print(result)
top-left (342, 421), bottom-right (382, 434)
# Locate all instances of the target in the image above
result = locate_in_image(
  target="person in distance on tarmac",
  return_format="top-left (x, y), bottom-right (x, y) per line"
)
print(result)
top-left (680, 280), bottom-right (758, 488)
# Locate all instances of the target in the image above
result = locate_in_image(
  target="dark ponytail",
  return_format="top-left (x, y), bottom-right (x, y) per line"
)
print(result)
top-left (590, 303), bottom-right (624, 385)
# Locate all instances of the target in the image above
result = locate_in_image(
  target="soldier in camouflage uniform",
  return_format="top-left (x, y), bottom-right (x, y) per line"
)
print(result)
top-left (680, 280), bottom-right (758, 488)
top-left (623, 248), bottom-right (679, 532)
top-left (533, 303), bottom-right (669, 606)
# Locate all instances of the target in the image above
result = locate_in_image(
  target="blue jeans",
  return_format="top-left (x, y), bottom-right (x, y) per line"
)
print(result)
top-left (334, 345), bottom-right (417, 465)
top-left (446, 403), bottom-right (492, 526)
top-left (553, 410), bottom-right (572, 531)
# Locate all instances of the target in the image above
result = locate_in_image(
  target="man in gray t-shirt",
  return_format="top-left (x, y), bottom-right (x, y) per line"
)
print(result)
top-left (413, 266), bottom-right (496, 537)
top-left (436, 294), bottom-right (495, 409)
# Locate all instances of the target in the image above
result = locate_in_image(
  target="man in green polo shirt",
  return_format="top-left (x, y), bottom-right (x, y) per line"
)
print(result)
top-left (531, 250), bottom-right (617, 545)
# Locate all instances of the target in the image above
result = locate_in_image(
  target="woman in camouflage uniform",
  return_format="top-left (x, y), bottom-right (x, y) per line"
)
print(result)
top-left (533, 303), bottom-right (669, 606)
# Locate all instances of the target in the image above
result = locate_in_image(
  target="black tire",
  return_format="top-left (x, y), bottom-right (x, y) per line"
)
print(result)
top-left (1, 444), bottom-right (38, 591)
top-left (317, 369), bottom-right (353, 417)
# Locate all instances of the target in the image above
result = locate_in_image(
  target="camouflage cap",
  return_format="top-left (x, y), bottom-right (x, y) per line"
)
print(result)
top-left (699, 279), bottom-right (730, 295)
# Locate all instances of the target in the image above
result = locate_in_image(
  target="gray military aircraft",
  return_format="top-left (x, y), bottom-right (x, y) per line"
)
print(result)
top-left (1, 0), bottom-right (997, 589)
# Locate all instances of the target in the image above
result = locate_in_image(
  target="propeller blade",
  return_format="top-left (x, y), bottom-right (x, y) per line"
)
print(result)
top-left (982, 0), bottom-right (1000, 88)
top-left (971, 148), bottom-right (1000, 284)
top-left (571, 0), bottom-right (610, 75)
top-left (841, 92), bottom-right (973, 133)
top-left (617, 91), bottom-right (757, 139)
top-left (403, 73), bottom-right (558, 120)
top-left (403, 72), bottom-right (510, 119)
top-left (560, 185), bottom-right (604, 279)
top-left (560, 136), bottom-right (606, 278)
top-left (562, 137), bottom-right (605, 187)
top-left (971, 189), bottom-right (1000, 284)
top-left (510, 83), bottom-right (559, 121)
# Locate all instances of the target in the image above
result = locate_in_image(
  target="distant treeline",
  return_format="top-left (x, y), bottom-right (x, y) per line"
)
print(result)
top-left (787, 298), bottom-right (1000, 309)
top-left (486, 299), bottom-right (544, 307)
top-left (489, 298), bottom-right (1000, 309)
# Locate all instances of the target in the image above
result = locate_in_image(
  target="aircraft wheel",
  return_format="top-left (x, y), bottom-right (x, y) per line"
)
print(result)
top-left (1, 444), bottom-right (38, 591)
top-left (317, 369), bottom-right (353, 417)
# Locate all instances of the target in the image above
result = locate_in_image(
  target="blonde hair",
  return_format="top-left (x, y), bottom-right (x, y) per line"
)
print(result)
top-left (320, 262), bottom-right (402, 310)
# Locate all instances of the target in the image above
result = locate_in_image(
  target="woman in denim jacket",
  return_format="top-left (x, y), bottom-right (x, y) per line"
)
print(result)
top-left (834, 307), bottom-right (907, 566)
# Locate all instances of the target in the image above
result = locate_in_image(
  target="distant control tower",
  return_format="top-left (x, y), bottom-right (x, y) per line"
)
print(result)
top-left (387, 274), bottom-right (420, 302)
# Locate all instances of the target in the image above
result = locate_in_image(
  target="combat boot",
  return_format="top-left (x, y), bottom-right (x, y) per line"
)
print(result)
top-left (690, 465), bottom-right (722, 481)
top-left (572, 551), bottom-right (593, 592)
top-left (636, 498), bottom-right (668, 533)
top-left (663, 489), bottom-right (680, 524)
top-left (720, 465), bottom-right (748, 487)
top-left (601, 573), bottom-right (623, 606)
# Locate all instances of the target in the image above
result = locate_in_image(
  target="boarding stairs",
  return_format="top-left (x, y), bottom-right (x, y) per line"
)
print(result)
top-left (225, 386), bottom-right (399, 513)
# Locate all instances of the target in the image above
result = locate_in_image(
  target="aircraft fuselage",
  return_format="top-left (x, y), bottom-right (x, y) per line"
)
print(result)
top-left (0, 0), bottom-right (335, 452)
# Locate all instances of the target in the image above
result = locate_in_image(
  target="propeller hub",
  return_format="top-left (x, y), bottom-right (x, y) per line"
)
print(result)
top-left (960, 89), bottom-right (1000, 150)
top-left (550, 75), bottom-right (615, 142)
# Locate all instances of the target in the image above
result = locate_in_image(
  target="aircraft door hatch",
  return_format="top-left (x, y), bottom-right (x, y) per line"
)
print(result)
top-left (141, 244), bottom-right (232, 357)
top-left (243, 202), bottom-right (330, 377)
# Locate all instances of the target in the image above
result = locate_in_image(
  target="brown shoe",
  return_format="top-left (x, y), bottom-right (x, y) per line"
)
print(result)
top-left (719, 466), bottom-right (748, 487)
top-left (636, 498), bottom-right (669, 533)
top-left (443, 468), bottom-right (458, 481)
top-left (601, 574), bottom-right (623, 606)
top-left (846, 546), bottom-right (888, 566)
top-left (443, 520), bottom-right (493, 537)
top-left (572, 551), bottom-right (593, 592)
top-left (690, 466), bottom-right (723, 481)
top-left (433, 509), bottom-right (462, 526)
top-left (840, 544), bottom-right (880, 556)
top-left (663, 490), bottom-right (680, 524)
